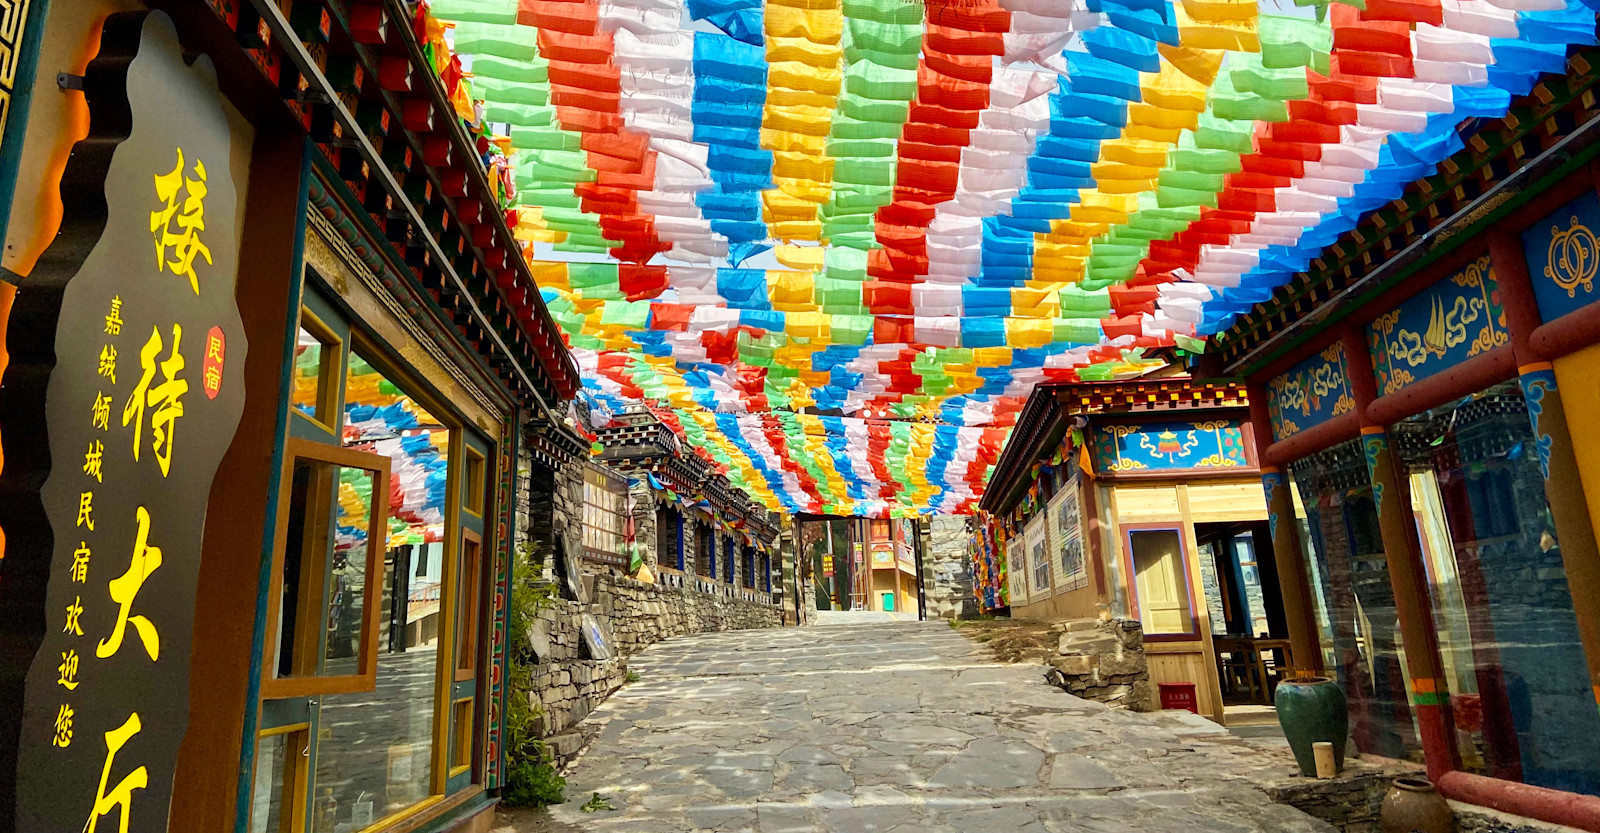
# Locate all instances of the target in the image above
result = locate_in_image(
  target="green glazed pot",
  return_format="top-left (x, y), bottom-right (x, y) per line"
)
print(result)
top-left (1275, 676), bottom-right (1348, 777)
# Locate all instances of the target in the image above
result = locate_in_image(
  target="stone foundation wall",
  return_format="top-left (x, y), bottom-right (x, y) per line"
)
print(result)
top-left (1044, 618), bottom-right (1153, 710)
top-left (924, 517), bottom-right (977, 620)
top-left (1265, 771), bottom-right (1391, 833)
top-left (1264, 772), bottom-right (1578, 833)
top-left (526, 572), bottom-right (782, 766)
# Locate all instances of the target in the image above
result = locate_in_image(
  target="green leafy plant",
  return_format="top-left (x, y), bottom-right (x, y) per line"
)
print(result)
top-left (501, 541), bottom-right (567, 807)
top-left (625, 670), bottom-right (641, 683)
top-left (580, 792), bottom-right (615, 813)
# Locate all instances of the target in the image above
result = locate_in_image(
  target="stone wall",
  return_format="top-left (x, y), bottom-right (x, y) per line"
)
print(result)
top-left (1043, 618), bottom-right (1154, 710)
top-left (924, 516), bottom-right (977, 619)
top-left (525, 572), bottom-right (782, 766)
top-left (1264, 771), bottom-right (1391, 833)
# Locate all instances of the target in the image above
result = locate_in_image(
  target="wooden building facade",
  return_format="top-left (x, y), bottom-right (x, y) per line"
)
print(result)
top-left (0, 2), bottom-right (581, 833)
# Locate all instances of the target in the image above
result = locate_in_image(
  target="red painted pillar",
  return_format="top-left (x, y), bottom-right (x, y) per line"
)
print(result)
top-left (1341, 326), bottom-right (1460, 781)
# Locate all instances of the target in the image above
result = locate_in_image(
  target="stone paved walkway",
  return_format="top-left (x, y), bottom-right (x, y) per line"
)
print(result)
top-left (495, 621), bottom-right (1333, 833)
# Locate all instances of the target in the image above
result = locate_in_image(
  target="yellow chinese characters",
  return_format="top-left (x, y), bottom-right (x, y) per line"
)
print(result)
top-left (151, 149), bottom-right (211, 295)
top-left (97, 346), bottom-right (117, 385)
top-left (104, 296), bottom-right (123, 336)
top-left (84, 440), bottom-right (104, 483)
top-left (58, 649), bottom-right (81, 691)
top-left (72, 543), bottom-right (91, 582)
top-left (64, 596), bottom-right (85, 636)
top-left (52, 704), bottom-right (73, 748)
top-left (92, 393), bottom-right (112, 432)
top-left (97, 506), bottom-right (161, 662)
top-left (123, 325), bottom-right (187, 477)
top-left (85, 713), bottom-right (149, 833)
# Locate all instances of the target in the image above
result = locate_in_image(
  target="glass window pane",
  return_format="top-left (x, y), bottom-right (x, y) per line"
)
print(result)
top-left (1399, 381), bottom-right (1600, 794)
top-left (311, 351), bottom-right (451, 831)
top-left (291, 328), bottom-right (324, 419)
top-left (1128, 529), bottom-right (1193, 636)
top-left (1290, 440), bottom-right (1422, 763)
top-left (455, 536), bottom-right (481, 675)
top-left (275, 459), bottom-right (377, 680)
top-left (250, 731), bottom-right (293, 833)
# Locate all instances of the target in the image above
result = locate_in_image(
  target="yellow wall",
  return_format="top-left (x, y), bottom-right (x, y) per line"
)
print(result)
top-left (1011, 584), bottom-right (1100, 621)
top-left (1554, 344), bottom-right (1600, 552)
top-left (1105, 477), bottom-right (1266, 722)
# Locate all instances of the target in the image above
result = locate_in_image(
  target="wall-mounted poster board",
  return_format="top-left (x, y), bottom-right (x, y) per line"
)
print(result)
top-left (1004, 529), bottom-right (1030, 608)
top-left (1050, 475), bottom-right (1088, 592)
top-left (1024, 513), bottom-right (1052, 600)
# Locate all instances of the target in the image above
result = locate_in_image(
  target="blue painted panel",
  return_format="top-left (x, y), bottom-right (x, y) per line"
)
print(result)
top-left (1522, 190), bottom-right (1600, 323)
top-left (1266, 343), bottom-right (1355, 441)
top-left (1094, 420), bottom-right (1249, 472)
top-left (1366, 254), bottom-right (1509, 396)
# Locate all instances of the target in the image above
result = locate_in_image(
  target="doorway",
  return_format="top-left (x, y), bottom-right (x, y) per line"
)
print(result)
top-left (1195, 521), bottom-right (1290, 722)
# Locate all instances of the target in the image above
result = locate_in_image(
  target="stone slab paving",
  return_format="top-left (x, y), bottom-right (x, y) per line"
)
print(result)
top-left (495, 621), bottom-right (1334, 833)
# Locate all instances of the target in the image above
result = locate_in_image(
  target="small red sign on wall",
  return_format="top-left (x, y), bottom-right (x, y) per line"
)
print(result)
top-left (202, 325), bottom-right (225, 399)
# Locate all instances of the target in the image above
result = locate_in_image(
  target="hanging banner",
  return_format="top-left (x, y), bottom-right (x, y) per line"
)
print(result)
top-left (1049, 475), bottom-right (1088, 592)
top-left (6, 13), bottom-right (249, 833)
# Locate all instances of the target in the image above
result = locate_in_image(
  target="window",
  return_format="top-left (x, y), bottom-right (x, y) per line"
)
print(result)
top-left (249, 725), bottom-right (308, 833)
top-left (696, 521), bottom-right (712, 577)
top-left (264, 439), bottom-right (391, 696)
top-left (464, 446), bottom-right (486, 516)
top-left (255, 271), bottom-right (502, 833)
top-left (1291, 441), bottom-right (1422, 763)
top-left (870, 519), bottom-right (891, 542)
top-left (1125, 527), bottom-right (1195, 638)
top-left (290, 309), bottom-right (341, 429)
top-left (582, 467), bottom-right (626, 566)
top-left (656, 504), bottom-right (679, 568)
top-left (450, 698), bottom-right (474, 777)
top-left (1400, 382), bottom-right (1600, 794)
top-left (310, 348), bottom-right (456, 829)
top-left (455, 530), bottom-right (482, 679)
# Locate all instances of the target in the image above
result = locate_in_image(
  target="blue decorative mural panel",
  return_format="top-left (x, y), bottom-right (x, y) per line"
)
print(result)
top-left (1522, 190), bottom-right (1600, 323)
top-left (1095, 420), bottom-right (1249, 472)
top-left (1366, 254), bottom-right (1508, 396)
top-left (1266, 343), bottom-right (1355, 441)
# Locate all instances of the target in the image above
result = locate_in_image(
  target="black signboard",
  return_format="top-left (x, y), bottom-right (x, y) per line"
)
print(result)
top-left (5, 12), bottom-right (247, 832)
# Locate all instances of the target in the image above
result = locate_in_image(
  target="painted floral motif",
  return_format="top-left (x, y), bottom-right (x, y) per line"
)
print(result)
top-left (1519, 369), bottom-right (1558, 480)
top-left (1262, 471), bottom-right (1283, 541)
top-left (1362, 432), bottom-right (1388, 514)
top-left (1267, 343), bottom-right (1352, 440)
top-left (1097, 420), bottom-right (1246, 472)
top-left (1367, 256), bottom-right (1507, 396)
top-left (1545, 214), bottom-right (1599, 299)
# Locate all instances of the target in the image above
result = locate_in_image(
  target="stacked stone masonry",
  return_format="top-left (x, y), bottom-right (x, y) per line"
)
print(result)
top-left (527, 572), bottom-right (781, 767)
top-left (923, 516), bottom-right (977, 619)
top-left (1044, 618), bottom-right (1154, 710)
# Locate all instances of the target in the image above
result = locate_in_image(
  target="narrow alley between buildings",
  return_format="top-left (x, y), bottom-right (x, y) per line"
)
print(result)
top-left (495, 621), bottom-right (1334, 833)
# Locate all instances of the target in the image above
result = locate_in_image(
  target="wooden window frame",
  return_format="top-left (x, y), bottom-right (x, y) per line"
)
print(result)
top-left (261, 437), bottom-right (392, 699)
top-left (1121, 523), bottom-right (1202, 642)
top-left (289, 307), bottom-right (343, 433)
top-left (449, 697), bottom-right (474, 778)
top-left (454, 529), bottom-right (483, 682)
top-left (249, 722), bottom-right (310, 833)
top-left (582, 467), bottom-right (627, 566)
top-left (463, 446), bottom-right (486, 518)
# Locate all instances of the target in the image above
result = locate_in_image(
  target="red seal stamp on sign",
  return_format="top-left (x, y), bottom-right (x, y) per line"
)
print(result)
top-left (202, 325), bottom-right (225, 399)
